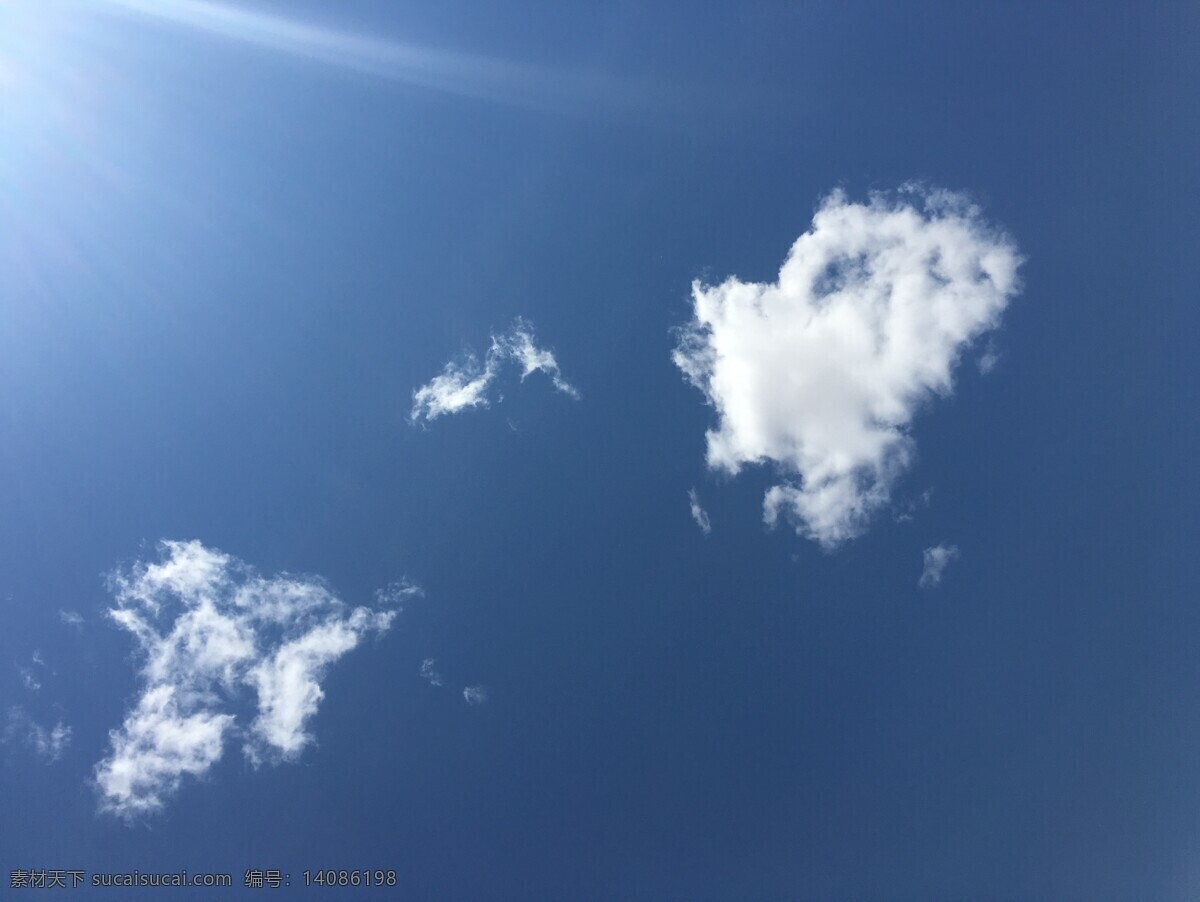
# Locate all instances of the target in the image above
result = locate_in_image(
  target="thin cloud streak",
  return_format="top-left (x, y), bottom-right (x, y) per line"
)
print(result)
top-left (98, 0), bottom-right (647, 113)
top-left (688, 488), bottom-right (712, 535)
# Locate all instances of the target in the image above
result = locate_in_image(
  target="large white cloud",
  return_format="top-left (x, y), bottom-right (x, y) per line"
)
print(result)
top-left (410, 318), bottom-right (578, 423)
top-left (673, 187), bottom-right (1021, 548)
top-left (94, 540), bottom-right (408, 818)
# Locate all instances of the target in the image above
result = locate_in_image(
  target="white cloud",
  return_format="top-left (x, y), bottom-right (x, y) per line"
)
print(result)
top-left (673, 186), bottom-right (1021, 549)
top-left (419, 658), bottom-right (444, 687)
top-left (462, 686), bottom-right (488, 705)
top-left (94, 540), bottom-right (404, 818)
top-left (31, 650), bottom-right (46, 668)
top-left (59, 610), bottom-right (85, 628)
top-left (410, 319), bottom-right (578, 423)
top-left (919, 544), bottom-right (960, 588)
top-left (688, 488), bottom-right (712, 535)
top-left (3, 707), bottom-right (71, 764)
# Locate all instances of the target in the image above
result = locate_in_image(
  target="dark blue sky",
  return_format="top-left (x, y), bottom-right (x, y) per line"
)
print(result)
top-left (1, 1), bottom-right (1197, 898)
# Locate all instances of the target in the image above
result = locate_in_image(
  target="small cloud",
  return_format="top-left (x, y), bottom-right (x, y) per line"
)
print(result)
top-left (59, 610), bottom-right (85, 629)
top-left (31, 650), bottom-right (46, 668)
top-left (3, 707), bottom-right (71, 764)
top-left (687, 488), bottom-right (712, 535)
top-left (410, 352), bottom-right (494, 421)
top-left (375, 579), bottom-right (423, 607)
top-left (410, 319), bottom-right (578, 424)
top-left (919, 544), bottom-right (960, 588)
top-left (419, 658), bottom-right (444, 687)
top-left (462, 686), bottom-right (488, 706)
top-left (673, 186), bottom-right (1021, 549)
top-left (94, 540), bottom-right (400, 818)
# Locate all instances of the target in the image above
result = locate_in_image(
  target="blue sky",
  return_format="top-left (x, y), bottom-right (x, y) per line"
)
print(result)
top-left (1, 0), bottom-right (1196, 898)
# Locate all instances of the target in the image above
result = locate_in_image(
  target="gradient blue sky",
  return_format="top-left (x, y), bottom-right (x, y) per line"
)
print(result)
top-left (1, 1), bottom-right (1197, 899)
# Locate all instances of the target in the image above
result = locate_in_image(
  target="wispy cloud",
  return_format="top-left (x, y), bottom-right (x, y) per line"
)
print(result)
top-left (419, 658), bottom-right (444, 687)
top-left (59, 609), bottom-right (85, 628)
top-left (687, 488), bottom-right (712, 535)
top-left (94, 540), bottom-right (406, 818)
top-left (893, 488), bottom-right (933, 524)
top-left (462, 686), bottom-right (488, 706)
top-left (375, 579), bottom-right (424, 607)
top-left (17, 667), bottom-right (40, 692)
top-left (919, 544), bottom-right (960, 588)
top-left (411, 319), bottom-right (578, 424)
top-left (3, 707), bottom-right (71, 764)
top-left (674, 186), bottom-right (1022, 549)
top-left (17, 650), bottom-right (49, 691)
top-left (97, 0), bottom-right (645, 114)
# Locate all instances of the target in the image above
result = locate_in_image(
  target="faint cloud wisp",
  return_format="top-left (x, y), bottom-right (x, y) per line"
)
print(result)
top-left (375, 579), bottom-right (424, 608)
top-left (3, 707), bottom-right (72, 764)
top-left (18, 667), bottom-right (40, 692)
top-left (688, 488), bottom-right (712, 535)
top-left (419, 658), bottom-right (444, 688)
top-left (919, 544), bottom-right (960, 588)
top-left (462, 686), bottom-right (488, 706)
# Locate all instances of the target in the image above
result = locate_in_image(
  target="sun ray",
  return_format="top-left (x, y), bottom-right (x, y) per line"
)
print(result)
top-left (95, 0), bottom-right (640, 112)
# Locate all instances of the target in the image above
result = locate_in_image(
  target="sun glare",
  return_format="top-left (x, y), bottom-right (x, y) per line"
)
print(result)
top-left (0, 0), bottom-right (147, 332)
